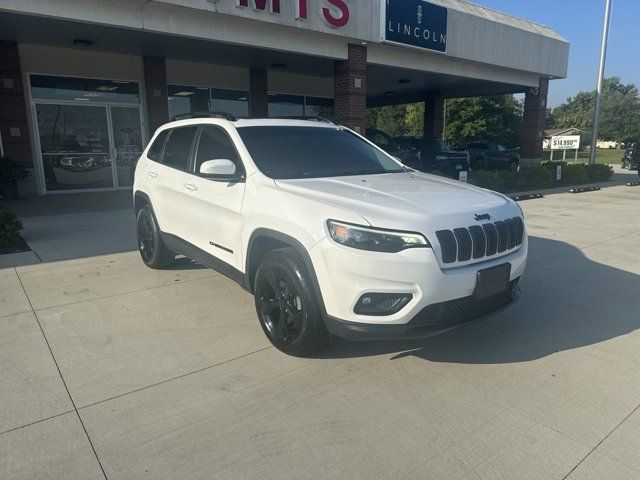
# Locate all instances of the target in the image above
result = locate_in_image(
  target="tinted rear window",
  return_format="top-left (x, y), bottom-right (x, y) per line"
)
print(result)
top-left (162, 127), bottom-right (197, 171)
top-left (147, 130), bottom-right (168, 161)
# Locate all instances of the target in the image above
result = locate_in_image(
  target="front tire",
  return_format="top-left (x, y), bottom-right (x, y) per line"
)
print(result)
top-left (254, 248), bottom-right (329, 356)
top-left (136, 205), bottom-right (175, 269)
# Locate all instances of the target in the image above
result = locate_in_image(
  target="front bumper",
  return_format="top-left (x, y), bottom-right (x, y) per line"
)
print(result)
top-left (309, 233), bottom-right (527, 337)
top-left (325, 280), bottom-right (521, 341)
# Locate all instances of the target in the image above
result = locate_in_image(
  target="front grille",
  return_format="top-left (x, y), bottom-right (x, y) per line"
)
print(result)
top-left (436, 217), bottom-right (524, 264)
top-left (408, 279), bottom-right (518, 328)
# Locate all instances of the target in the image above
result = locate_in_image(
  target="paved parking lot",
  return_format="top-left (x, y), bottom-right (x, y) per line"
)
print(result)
top-left (1, 182), bottom-right (640, 479)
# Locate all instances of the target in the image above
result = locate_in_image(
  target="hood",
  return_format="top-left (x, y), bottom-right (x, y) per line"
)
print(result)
top-left (275, 172), bottom-right (518, 231)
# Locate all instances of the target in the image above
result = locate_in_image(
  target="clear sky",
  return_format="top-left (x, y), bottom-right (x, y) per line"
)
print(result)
top-left (473, 0), bottom-right (638, 107)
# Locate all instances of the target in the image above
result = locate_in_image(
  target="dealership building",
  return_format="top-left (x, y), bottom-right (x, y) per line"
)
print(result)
top-left (0, 0), bottom-right (569, 195)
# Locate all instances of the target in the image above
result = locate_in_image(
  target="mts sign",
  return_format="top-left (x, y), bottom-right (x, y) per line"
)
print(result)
top-left (236, 0), bottom-right (350, 28)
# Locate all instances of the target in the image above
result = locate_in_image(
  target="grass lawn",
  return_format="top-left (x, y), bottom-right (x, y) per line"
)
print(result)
top-left (543, 148), bottom-right (623, 164)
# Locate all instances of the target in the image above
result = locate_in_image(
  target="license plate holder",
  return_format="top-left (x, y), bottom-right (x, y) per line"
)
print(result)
top-left (474, 263), bottom-right (511, 299)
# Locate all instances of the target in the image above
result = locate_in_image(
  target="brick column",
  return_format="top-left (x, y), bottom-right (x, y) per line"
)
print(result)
top-left (423, 93), bottom-right (445, 140)
top-left (249, 68), bottom-right (268, 118)
top-left (143, 56), bottom-right (169, 135)
top-left (0, 41), bottom-right (32, 167)
top-left (334, 44), bottom-right (367, 134)
top-left (519, 77), bottom-right (549, 165)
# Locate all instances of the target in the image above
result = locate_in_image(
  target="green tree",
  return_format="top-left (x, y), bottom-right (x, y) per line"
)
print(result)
top-left (444, 95), bottom-right (523, 148)
top-left (366, 95), bottom-right (522, 147)
top-left (366, 103), bottom-right (423, 137)
top-left (552, 77), bottom-right (640, 145)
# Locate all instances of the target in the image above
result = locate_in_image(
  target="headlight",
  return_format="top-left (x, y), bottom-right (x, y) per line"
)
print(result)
top-left (327, 220), bottom-right (430, 253)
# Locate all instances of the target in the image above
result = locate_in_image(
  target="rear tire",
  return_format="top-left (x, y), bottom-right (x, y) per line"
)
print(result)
top-left (136, 205), bottom-right (175, 269)
top-left (254, 248), bottom-right (329, 356)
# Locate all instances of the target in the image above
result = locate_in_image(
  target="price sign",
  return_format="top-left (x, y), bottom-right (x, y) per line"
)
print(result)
top-left (551, 135), bottom-right (580, 150)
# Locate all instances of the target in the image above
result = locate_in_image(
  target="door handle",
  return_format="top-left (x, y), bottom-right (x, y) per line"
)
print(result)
top-left (148, 171), bottom-right (158, 179)
top-left (184, 183), bottom-right (198, 192)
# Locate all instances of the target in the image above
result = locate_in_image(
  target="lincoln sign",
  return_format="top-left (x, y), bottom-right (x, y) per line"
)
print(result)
top-left (383, 0), bottom-right (448, 53)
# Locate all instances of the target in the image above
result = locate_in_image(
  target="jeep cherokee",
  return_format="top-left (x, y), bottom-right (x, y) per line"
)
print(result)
top-left (133, 117), bottom-right (527, 356)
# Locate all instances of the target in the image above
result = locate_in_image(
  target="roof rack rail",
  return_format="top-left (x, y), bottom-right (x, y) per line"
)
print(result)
top-left (172, 111), bottom-right (237, 122)
top-left (276, 116), bottom-right (335, 124)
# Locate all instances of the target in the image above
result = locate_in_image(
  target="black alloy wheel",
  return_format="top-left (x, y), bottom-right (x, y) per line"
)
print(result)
top-left (256, 266), bottom-right (304, 347)
top-left (136, 205), bottom-right (175, 269)
top-left (254, 248), bottom-right (329, 356)
top-left (138, 210), bottom-right (155, 264)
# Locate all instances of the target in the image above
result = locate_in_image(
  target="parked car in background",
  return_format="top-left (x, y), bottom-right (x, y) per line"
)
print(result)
top-left (394, 137), bottom-right (469, 179)
top-left (466, 141), bottom-right (520, 171)
top-left (621, 147), bottom-right (638, 170)
top-left (365, 129), bottom-right (419, 166)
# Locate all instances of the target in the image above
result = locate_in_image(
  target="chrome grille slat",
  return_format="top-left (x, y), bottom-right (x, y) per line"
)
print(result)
top-left (436, 217), bottom-right (524, 264)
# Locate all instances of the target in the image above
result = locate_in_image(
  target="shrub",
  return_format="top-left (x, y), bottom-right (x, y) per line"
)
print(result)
top-left (521, 166), bottom-right (556, 189)
top-left (0, 157), bottom-right (28, 184)
top-left (541, 161), bottom-right (568, 170)
top-left (0, 207), bottom-right (23, 248)
top-left (585, 164), bottom-right (614, 182)
top-left (471, 170), bottom-right (517, 192)
top-left (559, 164), bottom-right (589, 185)
top-left (473, 157), bottom-right (508, 171)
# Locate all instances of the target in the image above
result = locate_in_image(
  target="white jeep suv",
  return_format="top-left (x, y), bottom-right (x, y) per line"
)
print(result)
top-left (133, 116), bottom-right (527, 356)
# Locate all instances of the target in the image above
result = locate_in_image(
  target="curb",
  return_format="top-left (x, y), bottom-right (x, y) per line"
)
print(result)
top-left (510, 193), bottom-right (544, 201)
top-left (569, 186), bottom-right (601, 193)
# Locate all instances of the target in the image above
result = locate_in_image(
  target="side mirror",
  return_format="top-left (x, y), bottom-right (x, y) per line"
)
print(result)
top-left (199, 159), bottom-right (237, 178)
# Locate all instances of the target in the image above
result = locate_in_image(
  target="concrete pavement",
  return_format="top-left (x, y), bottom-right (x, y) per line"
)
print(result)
top-left (1, 183), bottom-right (640, 479)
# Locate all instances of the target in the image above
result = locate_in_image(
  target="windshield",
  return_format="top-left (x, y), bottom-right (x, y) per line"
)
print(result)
top-left (237, 126), bottom-right (405, 179)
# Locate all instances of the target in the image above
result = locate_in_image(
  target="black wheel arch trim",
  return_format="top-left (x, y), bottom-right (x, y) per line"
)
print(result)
top-left (133, 190), bottom-right (152, 215)
top-left (245, 229), bottom-right (328, 318)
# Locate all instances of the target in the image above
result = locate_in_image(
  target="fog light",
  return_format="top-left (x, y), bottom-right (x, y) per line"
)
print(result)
top-left (354, 293), bottom-right (413, 316)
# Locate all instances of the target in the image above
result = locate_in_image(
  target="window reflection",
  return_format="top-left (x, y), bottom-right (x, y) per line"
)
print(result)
top-left (168, 85), bottom-right (249, 119)
top-left (36, 104), bottom-right (114, 190)
top-left (31, 75), bottom-right (140, 104)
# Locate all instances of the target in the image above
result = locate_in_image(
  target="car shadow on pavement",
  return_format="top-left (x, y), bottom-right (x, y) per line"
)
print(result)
top-left (319, 236), bottom-right (640, 364)
top-left (164, 256), bottom-right (208, 270)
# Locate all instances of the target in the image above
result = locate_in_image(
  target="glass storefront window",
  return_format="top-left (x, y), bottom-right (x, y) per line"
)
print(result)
top-left (168, 85), bottom-right (210, 120)
top-left (211, 89), bottom-right (249, 117)
top-left (30, 75), bottom-right (140, 104)
top-left (36, 104), bottom-right (113, 190)
top-left (305, 96), bottom-right (334, 119)
top-left (167, 86), bottom-right (331, 120)
top-left (268, 94), bottom-right (304, 117)
top-left (168, 85), bottom-right (249, 119)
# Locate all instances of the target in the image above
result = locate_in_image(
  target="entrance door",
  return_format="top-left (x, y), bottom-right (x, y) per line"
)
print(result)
top-left (109, 106), bottom-right (143, 188)
top-left (35, 103), bottom-right (144, 192)
top-left (36, 103), bottom-right (113, 191)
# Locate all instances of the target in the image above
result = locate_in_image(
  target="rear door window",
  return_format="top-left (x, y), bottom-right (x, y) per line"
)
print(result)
top-left (147, 130), bottom-right (168, 162)
top-left (161, 126), bottom-right (198, 171)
